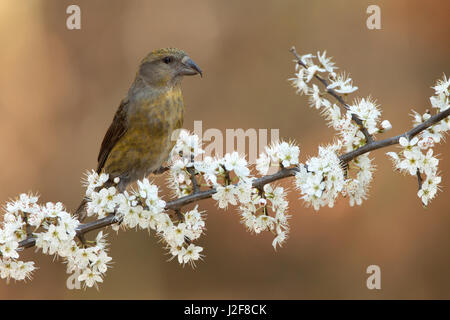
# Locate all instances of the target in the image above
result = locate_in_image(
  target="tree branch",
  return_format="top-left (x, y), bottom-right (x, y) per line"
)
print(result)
top-left (18, 106), bottom-right (449, 250)
top-left (339, 107), bottom-right (450, 163)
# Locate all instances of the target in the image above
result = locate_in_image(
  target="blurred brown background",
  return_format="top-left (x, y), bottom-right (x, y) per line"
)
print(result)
top-left (0, 0), bottom-right (449, 299)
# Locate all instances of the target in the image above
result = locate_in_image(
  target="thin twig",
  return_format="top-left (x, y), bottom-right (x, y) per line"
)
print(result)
top-left (23, 213), bottom-right (32, 238)
top-left (187, 154), bottom-right (200, 194)
top-left (416, 169), bottom-right (423, 191)
top-left (187, 166), bottom-right (200, 194)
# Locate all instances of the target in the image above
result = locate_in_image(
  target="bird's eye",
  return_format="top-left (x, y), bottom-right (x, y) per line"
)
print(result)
top-left (163, 57), bottom-right (173, 64)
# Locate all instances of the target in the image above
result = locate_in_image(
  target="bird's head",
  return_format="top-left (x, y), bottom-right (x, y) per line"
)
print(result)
top-left (138, 48), bottom-right (202, 88)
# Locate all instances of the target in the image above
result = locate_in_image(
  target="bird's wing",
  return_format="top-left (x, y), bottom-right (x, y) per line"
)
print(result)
top-left (96, 99), bottom-right (129, 173)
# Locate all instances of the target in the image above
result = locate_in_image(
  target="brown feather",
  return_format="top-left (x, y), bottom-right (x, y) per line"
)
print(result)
top-left (96, 99), bottom-right (129, 173)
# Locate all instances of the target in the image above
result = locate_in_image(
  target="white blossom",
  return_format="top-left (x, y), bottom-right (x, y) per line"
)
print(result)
top-left (256, 141), bottom-right (300, 174)
top-left (348, 97), bottom-right (381, 135)
top-left (381, 120), bottom-right (392, 131)
top-left (181, 244), bottom-right (203, 267)
top-left (317, 50), bottom-right (337, 75)
top-left (418, 173), bottom-right (441, 206)
top-left (222, 152), bottom-right (250, 179)
top-left (171, 129), bottom-right (205, 159)
top-left (327, 72), bottom-right (358, 94)
top-left (212, 185), bottom-right (238, 209)
top-left (78, 268), bottom-right (103, 289)
top-left (433, 74), bottom-right (449, 96)
top-left (255, 152), bottom-right (271, 175)
top-left (289, 67), bottom-right (309, 95)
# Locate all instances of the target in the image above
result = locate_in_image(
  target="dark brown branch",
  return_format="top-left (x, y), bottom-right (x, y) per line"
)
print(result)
top-left (290, 46), bottom-right (374, 144)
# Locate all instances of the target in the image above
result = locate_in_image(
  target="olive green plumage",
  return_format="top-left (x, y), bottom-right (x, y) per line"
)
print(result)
top-left (76, 48), bottom-right (202, 220)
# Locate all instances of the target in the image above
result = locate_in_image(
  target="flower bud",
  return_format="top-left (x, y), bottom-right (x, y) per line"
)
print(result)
top-left (381, 120), bottom-right (392, 131)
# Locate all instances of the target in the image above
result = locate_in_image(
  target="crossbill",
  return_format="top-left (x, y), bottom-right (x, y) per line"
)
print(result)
top-left (76, 48), bottom-right (202, 220)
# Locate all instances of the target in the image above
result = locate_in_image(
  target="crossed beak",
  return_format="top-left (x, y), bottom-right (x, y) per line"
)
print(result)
top-left (181, 56), bottom-right (203, 77)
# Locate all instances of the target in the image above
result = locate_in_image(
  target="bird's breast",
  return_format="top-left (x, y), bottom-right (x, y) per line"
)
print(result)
top-left (119, 87), bottom-right (184, 174)
top-left (135, 87), bottom-right (184, 138)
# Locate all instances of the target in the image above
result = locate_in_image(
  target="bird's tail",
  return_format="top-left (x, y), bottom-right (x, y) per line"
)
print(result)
top-left (74, 197), bottom-right (89, 222)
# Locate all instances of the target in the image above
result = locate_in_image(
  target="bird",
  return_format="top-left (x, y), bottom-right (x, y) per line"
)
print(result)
top-left (75, 48), bottom-right (202, 221)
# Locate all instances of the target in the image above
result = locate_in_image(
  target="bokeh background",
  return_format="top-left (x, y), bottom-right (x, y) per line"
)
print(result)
top-left (0, 0), bottom-right (449, 299)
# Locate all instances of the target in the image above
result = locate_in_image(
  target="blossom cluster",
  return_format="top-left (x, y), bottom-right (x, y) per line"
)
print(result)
top-left (0, 192), bottom-right (114, 289)
top-left (386, 75), bottom-right (449, 206)
top-left (295, 144), bottom-right (345, 210)
top-left (0, 168), bottom-right (206, 289)
top-left (168, 129), bottom-right (207, 196)
top-left (0, 194), bottom-right (37, 282)
top-left (289, 51), bottom-right (384, 206)
top-left (238, 183), bottom-right (290, 250)
top-left (85, 171), bottom-right (205, 268)
top-left (290, 51), bottom-right (448, 208)
top-left (256, 141), bottom-right (300, 175)
top-left (290, 51), bottom-right (392, 148)
top-left (169, 130), bottom-right (293, 249)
